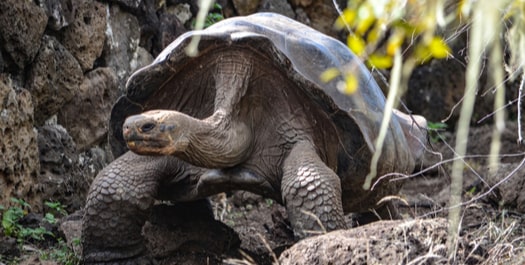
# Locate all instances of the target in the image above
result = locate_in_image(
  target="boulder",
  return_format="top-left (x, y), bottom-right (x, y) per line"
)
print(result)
top-left (37, 124), bottom-right (89, 211)
top-left (61, 0), bottom-right (106, 72)
top-left (232, 0), bottom-right (261, 16)
top-left (280, 219), bottom-right (449, 265)
top-left (104, 5), bottom-right (152, 92)
top-left (27, 35), bottom-right (83, 125)
top-left (0, 76), bottom-right (41, 209)
top-left (0, 0), bottom-right (48, 69)
top-left (37, 0), bottom-right (77, 31)
top-left (58, 67), bottom-right (118, 151)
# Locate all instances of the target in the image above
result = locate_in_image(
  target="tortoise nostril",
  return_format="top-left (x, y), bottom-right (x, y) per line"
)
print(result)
top-left (140, 123), bottom-right (156, 133)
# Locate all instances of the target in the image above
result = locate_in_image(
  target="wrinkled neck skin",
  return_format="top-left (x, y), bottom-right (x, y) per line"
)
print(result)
top-left (179, 53), bottom-right (254, 168)
top-left (179, 109), bottom-right (253, 169)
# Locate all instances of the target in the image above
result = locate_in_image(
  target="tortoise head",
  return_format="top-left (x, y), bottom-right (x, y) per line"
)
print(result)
top-left (123, 110), bottom-right (191, 156)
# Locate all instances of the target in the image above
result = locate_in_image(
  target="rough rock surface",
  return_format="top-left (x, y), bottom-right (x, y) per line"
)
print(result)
top-left (486, 162), bottom-right (525, 212)
top-left (158, 7), bottom-right (188, 52)
top-left (61, 0), bottom-right (106, 72)
top-left (0, 0), bottom-right (48, 69)
top-left (59, 210), bottom-right (83, 257)
top-left (28, 35), bottom-right (83, 125)
top-left (58, 67), bottom-right (118, 151)
top-left (279, 218), bottom-right (449, 265)
top-left (37, 0), bottom-right (78, 31)
top-left (37, 124), bottom-right (89, 210)
top-left (289, 0), bottom-right (341, 36)
top-left (104, 4), bottom-right (142, 92)
top-left (259, 0), bottom-right (295, 19)
top-left (106, 0), bottom-right (143, 10)
top-left (232, 0), bottom-right (261, 15)
top-left (0, 76), bottom-right (41, 209)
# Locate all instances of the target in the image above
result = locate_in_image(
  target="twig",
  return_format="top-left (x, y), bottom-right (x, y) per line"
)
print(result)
top-left (517, 71), bottom-right (525, 143)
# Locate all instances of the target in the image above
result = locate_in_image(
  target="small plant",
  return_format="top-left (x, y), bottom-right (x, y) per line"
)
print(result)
top-left (427, 121), bottom-right (448, 143)
top-left (192, 3), bottom-right (224, 29)
top-left (0, 199), bottom-right (70, 242)
top-left (1, 199), bottom-right (80, 264)
top-left (1, 198), bottom-right (31, 239)
top-left (203, 3), bottom-right (224, 28)
top-left (45, 201), bottom-right (68, 217)
top-left (264, 198), bottom-right (274, 207)
top-left (40, 239), bottom-right (81, 265)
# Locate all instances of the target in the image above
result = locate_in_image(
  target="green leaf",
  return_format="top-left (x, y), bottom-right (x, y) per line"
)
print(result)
top-left (44, 213), bottom-right (57, 225)
top-left (11, 198), bottom-right (30, 209)
top-left (427, 121), bottom-right (448, 130)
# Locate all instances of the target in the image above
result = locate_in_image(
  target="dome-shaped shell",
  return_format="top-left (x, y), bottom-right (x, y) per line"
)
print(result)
top-left (111, 12), bottom-right (413, 172)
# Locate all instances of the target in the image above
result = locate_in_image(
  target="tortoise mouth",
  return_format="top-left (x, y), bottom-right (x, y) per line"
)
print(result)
top-left (125, 138), bottom-right (176, 156)
top-left (125, 137), bottom-right (171, 150)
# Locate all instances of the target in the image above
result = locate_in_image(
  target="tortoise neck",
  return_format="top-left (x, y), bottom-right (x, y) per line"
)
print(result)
top-left (180, 52), bottom-right (254, 168)
top-left (182, 110), bottom-right (252, 168)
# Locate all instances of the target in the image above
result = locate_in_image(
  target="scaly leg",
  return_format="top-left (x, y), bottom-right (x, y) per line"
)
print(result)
top-left (281, 142), bottom-right (347, 238)
top-left (82, 151), bottom-right (174, 264)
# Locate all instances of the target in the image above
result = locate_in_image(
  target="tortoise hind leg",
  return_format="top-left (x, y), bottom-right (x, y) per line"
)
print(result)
top-left (82, 151), bottom-right (164, 264)
top-left (281, 142), bottom-right (347, 239)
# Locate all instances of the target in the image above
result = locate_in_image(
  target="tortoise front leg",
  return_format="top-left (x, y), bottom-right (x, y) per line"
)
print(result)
top-left (281, 142), bottom-right (347, 239)
top-left (82, 151), bottom-right (166, 264)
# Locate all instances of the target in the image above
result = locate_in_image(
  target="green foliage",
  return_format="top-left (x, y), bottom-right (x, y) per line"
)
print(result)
top-left (40, 239), bottom-right (81, 265)
top-left (45, 201), bottom-right (68, 218)
top-left (1, 198), bottom-right (31, 238)
top-left (0, 198), bottom-right (80, 264)
top-left (204, 3), bottom-right (224, 28)
top-left (427, 121), bottom-right (448, 143)
top-left (192, 3), bottom-right (224, 29)
top-left (264, 198), bottom-right (274, 207)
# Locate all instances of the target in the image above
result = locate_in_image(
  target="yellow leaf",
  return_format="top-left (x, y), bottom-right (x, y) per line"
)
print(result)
top-left (366, 23), bottom-right (382, 44)
top-left (338, 74), bottom-right (358, 95)
top-left (386, 31), bottom-right (405, 56)
top-left (355, 4), bottom-right (375, 35)
top-left (356, 18), bottom-right (375, 36)
top-left (367, 54), bottom-right (393, 69)
top-left (320, 67), bottom-right (340, 83)
top-left (335, 9), bottom-right (357, 30)
top-left (347, 35), bottom-right (366, 56)
top-left (429, 37), bottom-right (451, 58)
top-left (414, 44), bottom-right (431, 63)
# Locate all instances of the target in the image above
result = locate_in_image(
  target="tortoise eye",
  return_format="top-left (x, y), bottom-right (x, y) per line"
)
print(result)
top-left (140, 123), bottom-right (156, 133)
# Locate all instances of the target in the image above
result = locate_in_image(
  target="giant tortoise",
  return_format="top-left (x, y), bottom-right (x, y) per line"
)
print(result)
top-left (82, 12), bottom-right (427, 264)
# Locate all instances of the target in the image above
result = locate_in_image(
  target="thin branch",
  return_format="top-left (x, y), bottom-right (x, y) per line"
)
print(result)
top-left (518, 71), bottom-right (525, 143)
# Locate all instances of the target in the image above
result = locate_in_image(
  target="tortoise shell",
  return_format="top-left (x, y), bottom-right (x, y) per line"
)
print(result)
top-left (110, 12), bottom-right (415, 174)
